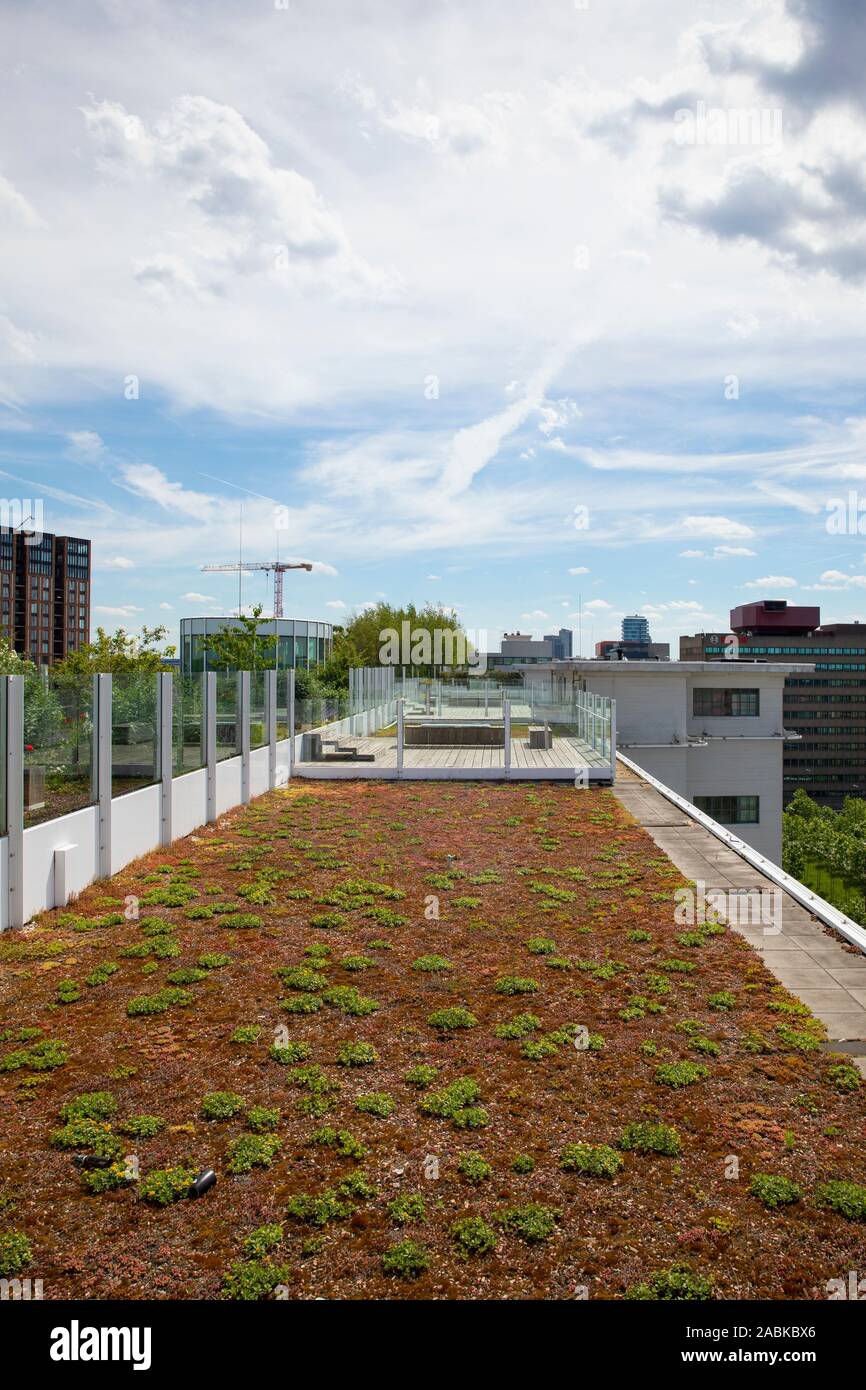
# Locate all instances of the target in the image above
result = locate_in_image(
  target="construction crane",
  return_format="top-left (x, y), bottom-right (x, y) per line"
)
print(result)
top-left (201, 560), bottom-right (313, 618)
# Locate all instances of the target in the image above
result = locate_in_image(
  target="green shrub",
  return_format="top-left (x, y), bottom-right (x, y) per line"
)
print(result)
top-left (168, 967), bottom-right (209, 986)
top-left (511, 1154), bottom-right (535, 1174)
top-left (247, 1106), bottom-right (281, 1132)
top-left (520, 1038), bottom-right (558, 1061)
top-left (322, 986), bottom-right (379, 1016)
top-left (310, 912), bottom-right (346, 930)
top-left (0, 1231), bottom-right (32, 1277)
top-left (269, 1042), bottom-right (311, 1065)
top-left (451, 1216), bottom-right (497, 1259)
top-left (227, 1134), bottom-right (281, 1174)
top-left (121, 1114), bottom-right (164, 1140)
top-left (708, 991), bottom-right (736, 1011)
top-left (775, 1023), bottom-right (822, 1052)
top-left (412, 955), bottom-right (452, 972)
top-left (335, 1041), bottom-right (378, 1067)
top-left (657, 958), bottom-right (695, 974)
top-left (525, 937), bottom-right (557, 955)
top-left (655, 1061), bottom-right (708, 1089)
top-left (85, 962), bottom-right (120, 987)
top-left (198, 952), bottom-right (231, 970)
top-left (82, 1162), bottom-right (130, 1195)
top-left (56, 979), bottom-right (81, 1004)
top-left (229, 1025), bottom-right (262, 1044)
top-left (307, 1127), bottom-right (366, 1160)
top-left (618, 1121), bottom-right (681, 1156)
top-left (283, 995), bottom-right (322, 1014)
top-left (126, 987), bottom-right (193, 1017)
top-left (404, 1064), bottom-right (439, 1089)
top-left (201, 1091), bottom-right (245, 1121)
top-left (815, 1180), bottom-right (866, 1222)
top-left (220, 913), bottom-right (263, 929)
top-left (50, 1117), bottom-right (123, 1159)
top-left (341, 955), bottom-right (375, 972)
top-left (458, 1151), bottom-right (492, 1183)
top-left (150, 938), bottom-right (181, 959)
top-left (139, 1166), bottom-right (197, 1205)
top-left (355, 1091), bottom-right (395, 1118)
top-left (382, 1239), bottom-right (430, 1278)
top-left (750, 1173), bottom-right (803, 1209)
top-left (427, 1006), bottom-right (478, 1031)
top-left (494, 976), bottom-right (539, 995)
top-left (389, 1193), bottom-right (426, 1225)
top-left (278, 966), bottom-right (328, 993)
top-left (826, 1062), bottom-right (861, 1092)
top-left (419, 1076), bottom-right (484, 1128)
top-left (242, 1224), bottom-right (284, 1259)
top-left (286, 1188), bottom-right (351, 1226)
top-left (560, 1142), bottom-right (623, 1178)
top-left (690, 1036), bottom-right (720, 1057)
top-left (60, 1091), bottom-right (116, 1122)
top-left (494, 1013), bottom-right (540, 1040)
top-left (221, 1258), bottom-right (290, 1300)
top-left (626, 1263), bottom-right (713, 1301)
top-left (495, 1203), bottom-right (559, 1243)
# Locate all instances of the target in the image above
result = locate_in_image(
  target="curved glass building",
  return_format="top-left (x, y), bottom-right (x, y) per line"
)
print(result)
top-left (179, 615), bottom-right (334, 673)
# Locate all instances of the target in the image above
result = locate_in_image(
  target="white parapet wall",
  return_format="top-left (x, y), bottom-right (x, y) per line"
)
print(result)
top-left (1, 666), bottom-right (294, 932)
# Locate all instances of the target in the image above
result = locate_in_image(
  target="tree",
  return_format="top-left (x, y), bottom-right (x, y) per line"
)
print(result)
top-left (53, 625), bottom-right (176, 677)
top-left (325, 602), bottom-right (469, 683)
top-left (201, 605), bottom-right (276, 672)
top-left (0, 639), bottom-right (36, 676)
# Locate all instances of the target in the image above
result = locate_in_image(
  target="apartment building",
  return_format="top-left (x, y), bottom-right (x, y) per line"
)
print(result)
top-left (0, 529), bottom-right (91, 663)
top-left (680, 600), bottom-right (866, 809)
top-left (537, 659), bottom-right (807, 862)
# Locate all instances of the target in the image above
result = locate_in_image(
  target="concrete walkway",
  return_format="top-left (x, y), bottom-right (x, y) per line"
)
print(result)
top-left (613, 766), bottom-right (866, 1074)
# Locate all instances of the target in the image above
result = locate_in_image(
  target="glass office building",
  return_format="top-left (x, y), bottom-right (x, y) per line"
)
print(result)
top-left (179, 616), bottom-right (334, 674)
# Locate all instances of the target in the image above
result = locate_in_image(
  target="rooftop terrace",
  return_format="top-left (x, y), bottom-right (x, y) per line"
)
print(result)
top-left (1, 770), bottom-right (864, 1300)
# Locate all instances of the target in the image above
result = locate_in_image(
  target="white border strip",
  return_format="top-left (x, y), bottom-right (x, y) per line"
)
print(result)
top-left (616, 751), bottom-right (866, 957)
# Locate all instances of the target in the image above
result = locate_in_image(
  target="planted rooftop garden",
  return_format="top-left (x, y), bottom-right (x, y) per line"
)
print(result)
top-left (1, 780), bottom-right (865, 1300)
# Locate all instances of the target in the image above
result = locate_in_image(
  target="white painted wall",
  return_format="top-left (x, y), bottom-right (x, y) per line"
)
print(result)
top-left (554, 661), bottom-right (799, 864)
top-left (3, 737), bottom-right (292, 929)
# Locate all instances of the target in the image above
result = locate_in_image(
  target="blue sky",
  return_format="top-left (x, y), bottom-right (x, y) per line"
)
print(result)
top-left (2, 0), bottom-right (866, 656)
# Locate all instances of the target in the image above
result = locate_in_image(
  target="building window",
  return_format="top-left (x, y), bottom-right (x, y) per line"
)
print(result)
top-left (694, 795), bottom-right (759, 825)
top-left (693, 688), bottom-right (760, 717)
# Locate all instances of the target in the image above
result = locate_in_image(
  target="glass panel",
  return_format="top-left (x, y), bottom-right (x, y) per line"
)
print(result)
top-left (250, 670), bottom-right (268, 750)
top-left (215, 674), bottom-right (240, 762)
top-left (111, 672), bottom-right (159, 797)
top-left (0, 682), bottom-right (6, 836)
top-left (23, 671), bottom-right (95, 827)
top-left (173, 674), bottom-right (205, 775)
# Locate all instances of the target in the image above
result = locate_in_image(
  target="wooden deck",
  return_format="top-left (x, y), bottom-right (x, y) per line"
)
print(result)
top-left (294, 735), bottom-right (612, 781)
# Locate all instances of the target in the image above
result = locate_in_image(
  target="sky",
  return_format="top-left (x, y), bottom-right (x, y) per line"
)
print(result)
top-left (2, 0), bottom-right (866, 656)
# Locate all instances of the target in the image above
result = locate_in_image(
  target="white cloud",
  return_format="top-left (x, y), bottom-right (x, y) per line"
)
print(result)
top-left (568, 566), bottom-right (590, 575)
top-left (182, 592), bottom-right (216, 603)
top-left (159, 602), bottom-right (173, 610)
top-left (100, 555), bottom-right (134, 570)
top-left (94, 604), bottom-right (142, 617)
top-left (714, 545), bottom-right (757, 557)
top-left (326, 599), bottom-right (347, 609)
top-left (679, 549), bottom-right (705, 558)
top-left (66, 430), bottom-right (105, 461)
top-left (522, 609), bottom-right (550, 621)
top-left (744, 575), bottom-right (798, 589)
top-left (585, 599), bottom-right (611, 610)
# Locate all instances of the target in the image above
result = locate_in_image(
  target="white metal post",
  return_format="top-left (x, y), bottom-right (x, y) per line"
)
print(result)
top-left (238, 671), bottom-right (250, 805)
top-left (6, 676), bottom-right (23, 929)
top-left (159, 672), bottom-right (173, 846)
top-left (266, 669), bottom-right (277, 790)
top-left (287, 669), bottom-right (295, 780)
top-left (504, 697), bottom-right (511, 777)
top-left (396, 697), bottom-right (404, 776)
top-left (97, 673), bottom-right (112, 879)
top-left (205, 672), bottom-right (217, 822)
top-left (609, 697), bottom-right (616, 781)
